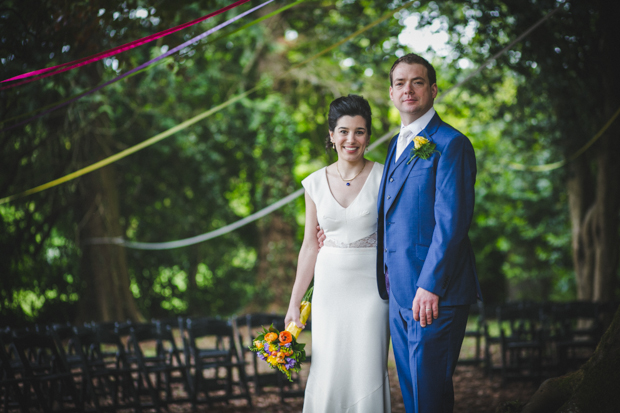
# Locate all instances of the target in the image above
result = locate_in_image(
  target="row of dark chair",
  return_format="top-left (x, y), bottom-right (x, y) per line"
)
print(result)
top-left (0, 313), bottom-right (311, 412)
top-left (458, 301), bottom-right (618, 385)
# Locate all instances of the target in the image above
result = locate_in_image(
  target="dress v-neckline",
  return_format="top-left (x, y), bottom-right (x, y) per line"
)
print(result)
top-left (324, 162), bottom-right (376, 209)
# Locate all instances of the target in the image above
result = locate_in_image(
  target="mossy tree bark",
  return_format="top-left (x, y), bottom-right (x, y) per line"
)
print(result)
top-left (515, 305), bottom-right (620, 413)
top-left (565, 0), bottom-right (620, 303)
top-left (75, 103), bottom-right (143, 323)
top-left (567, 129), bottom-right (620, 303)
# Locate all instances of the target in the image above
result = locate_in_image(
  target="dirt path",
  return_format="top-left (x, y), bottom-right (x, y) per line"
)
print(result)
top-left (165, 362), bottom-right (537, 412)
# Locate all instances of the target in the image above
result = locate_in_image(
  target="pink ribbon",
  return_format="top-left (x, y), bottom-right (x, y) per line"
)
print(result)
top-left (1, 0), bottom-right (272, 133)
top-left (1, 0), bottom-right (250, 89)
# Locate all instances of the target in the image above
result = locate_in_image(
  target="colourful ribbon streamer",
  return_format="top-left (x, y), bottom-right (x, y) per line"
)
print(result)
top-left (0, 0), bottom-right (250, 89)
top-left (0, 0), bottom-right (414, 205)
top-left (0, 0), bottom-right (273, 133)
top-left (85, 188), bottom-right (306, 249)
top-left (509, 106), bottom-right (620, 172)
top-left (80, 5), bottom-right (582, 250)
top-left (0, 0), bottom-right (307, 129)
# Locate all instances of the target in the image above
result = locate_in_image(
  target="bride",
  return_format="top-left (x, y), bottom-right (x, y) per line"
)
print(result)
top-left (285, 94), bottom-right (391, 412)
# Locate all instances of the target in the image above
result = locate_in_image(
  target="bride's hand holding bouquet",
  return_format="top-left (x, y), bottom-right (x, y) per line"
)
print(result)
top-left (248, 285), bottom-right (313, 382)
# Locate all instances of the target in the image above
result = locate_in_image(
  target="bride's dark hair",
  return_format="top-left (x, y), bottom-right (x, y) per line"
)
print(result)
top-left (325, 94), bottom-right (372, 153)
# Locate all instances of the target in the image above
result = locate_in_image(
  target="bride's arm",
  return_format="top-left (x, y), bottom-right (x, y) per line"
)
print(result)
top-left (285, 191), bottom-right (319, 328)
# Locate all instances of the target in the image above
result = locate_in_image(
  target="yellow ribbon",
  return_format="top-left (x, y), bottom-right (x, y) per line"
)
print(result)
top-left (285, 301), bottom-right (311, 339)
top-left (0, 0), bottom-right (416, 205)
top-left (509, 106), bottom-right (620, 172)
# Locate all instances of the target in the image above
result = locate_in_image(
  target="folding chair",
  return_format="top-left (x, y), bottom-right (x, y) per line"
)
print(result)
top-left (0, 331), bottom-right (33, 413)
top-left (50, 324), bottom-right (101, 411)
top-left (235, 313), bottom-right (285, 394)
top-left (80, 324), bottom-right (139, 411)
top-left (458, 301), bottom-right (486, 366)
top-left (182, 317), bottom-right (252, 408)
top-left (551, 301), bottom-right (602, 374)
top-left (11, 330), bottom-right (84, 412)
top-left (128, 323), bottom-right (191, 410)
top-left (497, 302), bottom-right (545, 384)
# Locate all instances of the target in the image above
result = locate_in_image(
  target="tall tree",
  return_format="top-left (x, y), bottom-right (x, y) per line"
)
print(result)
top-left (432, 0), bottom-right (620, 300)
top-left (423, 1), bottom-right (620, 411)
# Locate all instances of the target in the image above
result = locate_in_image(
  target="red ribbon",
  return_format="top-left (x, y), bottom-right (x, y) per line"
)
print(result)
top-left (1, 0), bottom-right (250, 89)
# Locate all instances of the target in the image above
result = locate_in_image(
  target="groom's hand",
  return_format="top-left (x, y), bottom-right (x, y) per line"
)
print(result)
top-left (316, 225), bottom-right (325, 249)
top-left (412, 288), bottom-right (439, 327)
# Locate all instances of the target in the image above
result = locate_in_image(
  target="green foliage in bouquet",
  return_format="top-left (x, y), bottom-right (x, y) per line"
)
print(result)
top-left (248, 324), bottom-right (307, 382)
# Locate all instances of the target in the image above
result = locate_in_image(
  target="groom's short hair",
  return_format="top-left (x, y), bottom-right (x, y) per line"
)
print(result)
top-left (389, 53), bottom-right (437, 87)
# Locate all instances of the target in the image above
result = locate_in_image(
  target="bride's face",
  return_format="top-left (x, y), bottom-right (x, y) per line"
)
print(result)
top-left (329, 115), bottom-right (369, 162)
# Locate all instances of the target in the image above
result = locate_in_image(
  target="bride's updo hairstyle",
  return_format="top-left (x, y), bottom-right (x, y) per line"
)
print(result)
top-left (325, 94), bottom-right (372, 153)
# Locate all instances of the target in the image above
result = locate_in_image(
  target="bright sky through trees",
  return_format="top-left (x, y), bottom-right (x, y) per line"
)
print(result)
top-left (399, 13), bottom-right (476, 69)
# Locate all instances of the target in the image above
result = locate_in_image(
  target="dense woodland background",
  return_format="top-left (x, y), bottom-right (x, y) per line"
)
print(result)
top-left (1, 0), bottom-right (618, 327)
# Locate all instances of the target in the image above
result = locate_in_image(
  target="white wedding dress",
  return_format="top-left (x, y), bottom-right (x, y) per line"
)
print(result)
top-left (301, 162), bottom-right (391, 413)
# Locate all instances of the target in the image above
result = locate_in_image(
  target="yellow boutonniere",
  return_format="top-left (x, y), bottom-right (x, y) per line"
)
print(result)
top-left (407, 136), bottom-right (440, 164)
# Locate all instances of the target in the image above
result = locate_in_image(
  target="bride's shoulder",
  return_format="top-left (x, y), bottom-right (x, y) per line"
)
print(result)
top-left (301, 166), bottom-right (327, 185)
top-left (371, 161), bottom-right (385, 173)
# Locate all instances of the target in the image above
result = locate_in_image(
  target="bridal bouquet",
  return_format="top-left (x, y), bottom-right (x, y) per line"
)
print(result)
top-left (248, 285), bottom-right (313, 382)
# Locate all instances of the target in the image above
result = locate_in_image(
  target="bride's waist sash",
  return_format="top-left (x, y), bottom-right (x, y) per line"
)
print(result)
top-left (323, 232), bottom-right (377, 249)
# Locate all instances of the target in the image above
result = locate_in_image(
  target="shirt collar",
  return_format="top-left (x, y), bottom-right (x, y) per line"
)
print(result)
top-left (400, 107), bottom-right (436, 138)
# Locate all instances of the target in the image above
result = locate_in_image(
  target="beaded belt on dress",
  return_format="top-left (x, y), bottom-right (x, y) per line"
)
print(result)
top-left (323, 232), bottom-right (377, 248)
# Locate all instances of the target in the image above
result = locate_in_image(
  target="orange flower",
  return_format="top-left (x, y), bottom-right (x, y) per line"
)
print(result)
top-left (264, 332), bottom-right (278, 342)
top-left (279, 331), bottom-right (292, 344)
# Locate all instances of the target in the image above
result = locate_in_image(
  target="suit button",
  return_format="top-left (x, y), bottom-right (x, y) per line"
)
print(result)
top-left (384, 248), bottom-right (387, 252)
top-left (387, 195), bottom-right (391, 200)
top-left (389, 178), bottom-right (394, 182)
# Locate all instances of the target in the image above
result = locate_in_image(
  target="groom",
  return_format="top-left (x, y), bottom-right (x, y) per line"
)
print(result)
top-left (376, 53), bottom-right (481, 412)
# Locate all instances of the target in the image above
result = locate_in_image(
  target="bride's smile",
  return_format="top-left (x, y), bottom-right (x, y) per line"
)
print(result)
top-left (330, 115), bottom-right (369, 165)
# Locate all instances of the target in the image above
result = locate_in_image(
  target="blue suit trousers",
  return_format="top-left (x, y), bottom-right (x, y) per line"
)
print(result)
top-left (389, 296), bottom-right (469, 413)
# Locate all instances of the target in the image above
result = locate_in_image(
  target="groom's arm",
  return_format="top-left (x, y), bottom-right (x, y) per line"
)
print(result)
top-left (413, 133), bottom-right (476, 324)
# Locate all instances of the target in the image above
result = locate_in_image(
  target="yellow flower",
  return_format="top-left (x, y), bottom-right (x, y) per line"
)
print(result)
top-left (267, 356), bottom-right (278, 366)
top-left (413, 136), bottom-right (429, 150)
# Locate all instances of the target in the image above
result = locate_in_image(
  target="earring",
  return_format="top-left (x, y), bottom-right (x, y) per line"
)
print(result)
top-left (332, 142), bottom-right (335, 149)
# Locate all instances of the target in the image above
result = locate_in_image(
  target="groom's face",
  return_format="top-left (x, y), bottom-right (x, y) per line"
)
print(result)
top-left (389, 63), bottom-right (437, 124)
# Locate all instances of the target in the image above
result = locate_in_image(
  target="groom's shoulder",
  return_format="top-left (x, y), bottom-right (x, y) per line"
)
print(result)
top-left (433, 119), bottom-right (469, 147)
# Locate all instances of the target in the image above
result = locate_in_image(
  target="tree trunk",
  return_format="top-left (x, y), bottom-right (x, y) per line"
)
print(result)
top-left (565, 0), bottom-right (620, 303)
top-left (567, 156), bottom-right (595, 301)
top-left (250, 213), bottom-right (298, 312)
top-left (75, 111), bottom-right (143, 323)
top-left (567, 124), bottom-right (620, 303)
top-left (565, 128), bottom-right (620, 351)
top-left (591, 133), bottom-right (620, 302)
top-left (514, 305), bottom-right (620, 413)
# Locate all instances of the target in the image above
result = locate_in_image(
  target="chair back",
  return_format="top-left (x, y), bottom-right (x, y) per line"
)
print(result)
top-left (12, 330), bottom-right (83, 410)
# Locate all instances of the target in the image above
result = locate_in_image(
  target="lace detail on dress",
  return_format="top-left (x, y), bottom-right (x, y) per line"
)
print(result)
top-left (324, 232), bottom-right (377, 248)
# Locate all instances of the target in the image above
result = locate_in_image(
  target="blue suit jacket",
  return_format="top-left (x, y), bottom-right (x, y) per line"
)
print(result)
top-left (376, 113), bottom-right (481, 308)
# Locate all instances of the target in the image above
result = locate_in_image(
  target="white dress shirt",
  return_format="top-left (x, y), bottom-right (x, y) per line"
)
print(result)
top-left (395, 107), bottom-right (436, 163)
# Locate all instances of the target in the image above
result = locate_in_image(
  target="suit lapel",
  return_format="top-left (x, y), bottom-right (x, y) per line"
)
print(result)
top-left (384, 113), bottom-right (443, 214)
top-left (392, 112), bottom-right (441, 174)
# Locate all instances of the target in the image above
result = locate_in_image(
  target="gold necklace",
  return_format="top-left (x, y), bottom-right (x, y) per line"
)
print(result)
top-left (336, 159), bottom-right (366, 186)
